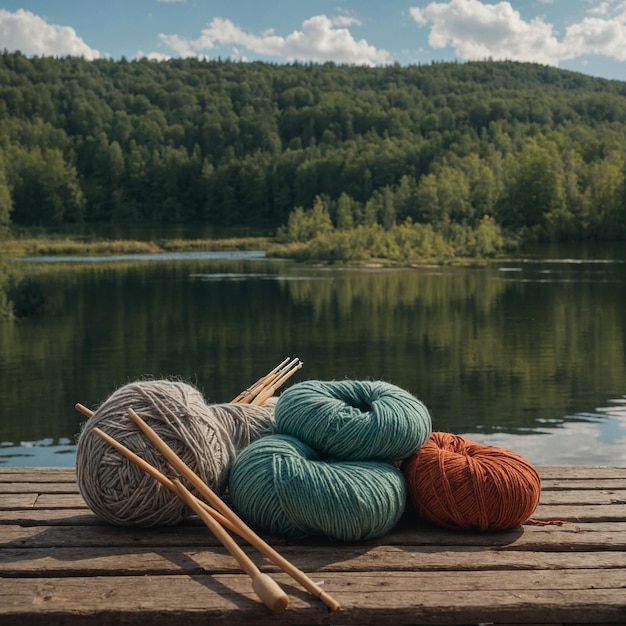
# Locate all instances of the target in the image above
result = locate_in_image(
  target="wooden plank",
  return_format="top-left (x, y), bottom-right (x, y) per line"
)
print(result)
top-left (2, 504), bottom-right (610, 528)
top-left (541, 479), bottom-right (626, 490)
top-left (0, 572), bottom-right (625, 626)
top-left (3, 498), bottom-right (626, 524)
top-left (2, 546), bottom-right (626, 577)
top-left (0, 485), bottom-right (617, 507)
top-left (0, 493), bottom-right (38, 509)
top-left (3, 482), bottom-right (626, 503)
top-left (2, 466), bottom-right (625, 482)
top-left (532, 503), bottom-right (626, 521)
top-left (3, 520), bottom-right (626, 551)
top-left (0, 482), bottom-right (80, 494)
top-left (0, 509), bottom-right (103, 525)
top-left (386, 527), bottom-right (626, 551)
top-left (1, 466), bottom-right (624, 481)
top-left (0, 467), bottom-right (624, 625)
top-left (538, 490), bottom-right (626, 505)
top-left (0, 468), bottom-right (76, 482)
top-left (5, 476), bottom-right (626, 504)
top-left (31, 493), bottom-right (88, 509)
top-left (537, 467), bottom-right (626, 479)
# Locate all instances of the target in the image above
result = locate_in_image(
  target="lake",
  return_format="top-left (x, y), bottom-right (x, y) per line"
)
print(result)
top-left (1, 243), bottom-right (625, 467)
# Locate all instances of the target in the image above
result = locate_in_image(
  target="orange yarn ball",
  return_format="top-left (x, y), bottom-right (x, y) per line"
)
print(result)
top-left (402, 432), bottom-right (541, 531)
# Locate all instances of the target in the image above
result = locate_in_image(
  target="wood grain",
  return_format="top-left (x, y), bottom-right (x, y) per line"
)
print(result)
top-left (1, 466), bottom-right (625, 625)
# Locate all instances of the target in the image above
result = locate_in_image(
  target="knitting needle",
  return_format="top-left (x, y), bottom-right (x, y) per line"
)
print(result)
top-left (231, 357), bottom-right (291, 403)
top-left (74, 358), bottom-right (301, 419)
top-left (171, 478), bottom-right (288, 612)
top-left (252, 359), bottom-right (303, 406)
top-left (91, 427), bottom-right (238, 532)
top-left (75, 403), bottom-right (93, 418)
top-left (77, 357), bottom-right (300, 416)
top-left (90, 428), bottom-right (288, 612)
top-left (81, 403), bottom-right (340, 610)
top-left (126, 407), bottom-right (341, 612)
top-left (74, 357), bottom-right (292, 417)
top-left (231, 358), bottom-right (289, 403)
top-left (244, 356), bottom-right (301, 402)
top-left (233, 357), bottom-right (301, 404)
top-left (79, 405), bottom-right (266, 539)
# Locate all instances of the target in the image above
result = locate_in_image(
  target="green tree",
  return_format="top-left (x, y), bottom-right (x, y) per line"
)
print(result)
top-left (501, 138), bottom-right (565, 229)
top-left (9, 147), bottom-right (85, 226)
top-left (0, 51), bottom-right (625, 243)
top-left (581, 151), bottom-right (625, 236)
top-left (335, 192), bottom-right (355, 230)
top-left (276, 195), bottom-right (333, 243)
top-left (0, 151), bottom-right (13, 228)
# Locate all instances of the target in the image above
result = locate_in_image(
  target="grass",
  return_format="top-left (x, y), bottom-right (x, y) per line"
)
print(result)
top-left (1, 235), bottom-right (272, 258)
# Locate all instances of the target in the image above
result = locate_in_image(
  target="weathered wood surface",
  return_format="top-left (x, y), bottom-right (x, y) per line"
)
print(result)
top-left (0, 466), bottom-right (625, 625)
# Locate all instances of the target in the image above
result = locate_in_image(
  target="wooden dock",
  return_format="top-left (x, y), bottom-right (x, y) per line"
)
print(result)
top-left (0, 466), bottom-right (625, 625)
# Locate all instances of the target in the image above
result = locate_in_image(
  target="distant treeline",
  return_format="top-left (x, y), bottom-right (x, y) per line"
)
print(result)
top-left (1, 52), bottom-right (626, 246)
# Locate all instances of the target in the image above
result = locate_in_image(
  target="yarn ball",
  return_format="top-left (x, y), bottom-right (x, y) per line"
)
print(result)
top-left (76, 380), bottom-right (276, 526)
top-left (274, 380), bottom-right (432, 461)
top-left (401, 432), bottom-right (541, 531)
top-left (228, 434), bottom-right (407, 541)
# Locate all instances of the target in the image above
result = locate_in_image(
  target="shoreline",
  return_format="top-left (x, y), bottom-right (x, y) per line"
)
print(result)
top-left (1, 235), bottom-right (272, 259)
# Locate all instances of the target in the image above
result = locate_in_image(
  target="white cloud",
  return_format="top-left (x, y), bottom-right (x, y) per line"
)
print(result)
top-left (157, 33), bottom-right (196, 58)
top-left (588, 1), bottom-right (612, 16)
top-left (0, 9), bottom-right (99, 59)
top-left (410, 0), bottom-right (626, 66)
top-left (410, 0), bottom-right (561, 65)
top-left (332, 16), bottom-right (363, 27)
top-left (160, 14), bottom-right (391, 66)
top-left (561, 15), bottom-right (626, 62)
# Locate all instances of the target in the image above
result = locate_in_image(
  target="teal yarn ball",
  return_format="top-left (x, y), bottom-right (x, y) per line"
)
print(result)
top-left (228, 434), bottom-right (407, 541)
top-left (274, 380), bottom-right (432, 461)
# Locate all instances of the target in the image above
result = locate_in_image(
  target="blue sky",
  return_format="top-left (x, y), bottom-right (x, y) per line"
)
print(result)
top-left (1, 1), bottom-right (626, 81)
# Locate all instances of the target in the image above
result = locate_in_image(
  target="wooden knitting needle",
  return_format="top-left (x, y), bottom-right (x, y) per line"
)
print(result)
top-left (77, 357), bottom-right (301, 418)
top-left (74, 358), bottom-right (301, 418)
top-left (91, 427), bottom-right (238, 533)
top-left (171, 479), bottom-right (288, 612)
top-left (126, 407), bottom-right (341, 612)
top-left (81, 407), bottom-right (244, 537)
top-left (233, 357), bottom-right (302, 404)
top-left (231, 357), bottom-right (291, 403)
top-left (251, 359), bottom-right (302, 406)
top-left (90, 428), bottom-right (288, 612)
top-left (81, 403), bottom-right (340, 610)
top-left (75, 403), bottom-right (93, 418)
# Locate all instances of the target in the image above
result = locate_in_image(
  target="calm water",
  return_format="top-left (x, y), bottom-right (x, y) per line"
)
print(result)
top-left (1, 244), bottom-right (625, 467)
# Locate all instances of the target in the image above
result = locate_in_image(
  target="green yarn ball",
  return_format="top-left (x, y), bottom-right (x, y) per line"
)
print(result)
top-left (274, 380), bottom-right (432, 461)
top-left (228, 434), bottom-right (407, 541)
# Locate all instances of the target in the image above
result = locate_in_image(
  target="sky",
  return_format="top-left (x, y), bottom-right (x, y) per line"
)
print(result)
top-left (1, 0), bottom-right (626, 82)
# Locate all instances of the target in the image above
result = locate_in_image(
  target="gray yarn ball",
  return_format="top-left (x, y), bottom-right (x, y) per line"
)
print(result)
top-left (76, 380), bottom-right (276, 526)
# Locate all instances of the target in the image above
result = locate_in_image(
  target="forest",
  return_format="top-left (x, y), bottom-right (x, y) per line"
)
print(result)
top-left (1, 52), bottom-right (626, 261)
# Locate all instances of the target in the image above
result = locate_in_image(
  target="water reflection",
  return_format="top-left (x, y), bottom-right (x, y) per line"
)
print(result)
top-left (0, 439), bottom-right (76, 467)
top-left (1, 248), bottom-right (625, 466)
top-left (19, 250), bottom-right (267, 263)
top-left (2, 399), bottom-right (624, 468)
top-left (468, 397), bottom-right (626, 466)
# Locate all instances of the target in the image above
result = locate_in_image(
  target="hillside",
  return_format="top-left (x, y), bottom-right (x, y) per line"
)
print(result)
top-left (1, 53), bottom-right (626, 248)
